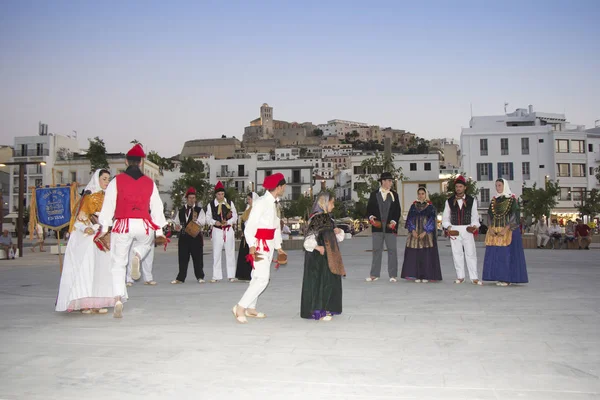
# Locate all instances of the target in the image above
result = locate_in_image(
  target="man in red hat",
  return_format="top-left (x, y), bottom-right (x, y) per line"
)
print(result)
top-left (233, 172), bottom-right (287, 323)
top-left (170, 187), bottom-right (206, 284)
top-left (98, 143), bottom-right (167, 318)
top-left (206, 181), bottom-right (238, 282)
top-left (442, 175), bottom-right (482, 285)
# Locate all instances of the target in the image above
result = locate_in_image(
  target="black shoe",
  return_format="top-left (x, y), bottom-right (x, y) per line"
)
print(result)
top-left (537, 246), bottom-right (541, 249)
top-left (579, 246), bottom-right (582, 250)
top-left (585, 246), bottom-right (590, 250)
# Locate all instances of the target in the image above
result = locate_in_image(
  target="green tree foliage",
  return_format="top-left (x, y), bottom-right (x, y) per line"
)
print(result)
top-left (170, 158), bottom-right (208, 211)
top-left (428, 192), bottom-right (448, 214)
top-left (147, 151), bottom-right (174, 173)
top-left (521, 181), bottom-right (560, 222)
top-left (595, 166), bottom-right (600, 185)
top-left (312, 129), bottom-right (324, 136)
top-left (86, 137), bottom-right (109, 173)
top-left (282, 195), bottom-right (313, 220)
top-left (404, 137), bottom-right (431, 154)
top-left (576, 189), bottom-right (600, 218)
top-left (355, 152), bottom-right (405, 203)
top-left (444, 173), bottom-right (480, 197)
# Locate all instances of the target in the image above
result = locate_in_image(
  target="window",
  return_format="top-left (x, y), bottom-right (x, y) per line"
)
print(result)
top-left (589, 144), bottom-right (593, 152)
top-left (71, 172), bottom-right (76, 182)
top-left (571, 188), bottom-right (586, 201)
top-left (559, 187), bottom-right (571, 201)
top-left (265, 170), bottom-right (272, 176)
top-left (497, 162), bottom-right (513, 180)
top-left (572, 164), bottom-right (586, 177)
top-left (424, 163), bottom-right (431, 171)
top-left (591, 167), bottom-right (595, 177)
top-left (292, 169), bottom-right (301, 183)
top-left (480, 188), bottom-right (490, 204)
top-left (522, 162), bottom-right (530, 180)
top-left (476, 163), bottom-right (493, 181)
top-left (501, 138), bottom-right (509, 155)
top-left (555, 139), bottom-right (569, 153)
top-left (521, 138), bottom-right (529, 155)
top-left (539, 138), bottom-right (544, 143)
top-left (35, 178), bottom-right (42, 187)
top-left (539, 165), bottom-right (545, 169)
top-left (571, 140), bottom-right (585, 153)
top-left (36, 143), bottom-right (44, 156)
top-left (410, 163), bottom-right (417, 171)
top-left (291, 186), bottom-right (301, 200)
top-left (480, 139), bottom-right (488, 156)
top-left (557, 163), bottom-right (570, 177)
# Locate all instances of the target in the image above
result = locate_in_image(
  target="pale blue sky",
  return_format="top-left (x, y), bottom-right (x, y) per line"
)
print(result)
top-left (1, 0), bottom-right (598, 156)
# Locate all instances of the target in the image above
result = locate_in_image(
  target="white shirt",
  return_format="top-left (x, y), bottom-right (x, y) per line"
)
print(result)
top-left (536, 222), bottom-right (549, 235)
top-left (205, 198), bottom-right (237, 227)
top-left (442, 197), bottom-right (480, 229)
top-left (98, 176), bottom-right (167, 233)
top-left (304, 226), bottom-right (345, 252)
top-left (244, 191), bottom-right (282, 250)
top-left (174, 204), bottom-right (206, 227)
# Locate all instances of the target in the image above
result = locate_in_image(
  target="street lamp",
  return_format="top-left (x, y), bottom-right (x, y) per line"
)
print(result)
top-left (0, 161), bottom-right (46, 257)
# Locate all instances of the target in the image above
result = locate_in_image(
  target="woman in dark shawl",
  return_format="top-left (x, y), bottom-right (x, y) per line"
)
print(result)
top-left (235, 192), bottom-right (257, 281)
top-left (400, 187), bottom-right (443, 282)
top-left (300, 192), bottom-right (346, 321)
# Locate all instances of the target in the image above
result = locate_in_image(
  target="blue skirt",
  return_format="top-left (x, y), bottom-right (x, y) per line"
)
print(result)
top-left (482, 229), bottom-right (529, 283)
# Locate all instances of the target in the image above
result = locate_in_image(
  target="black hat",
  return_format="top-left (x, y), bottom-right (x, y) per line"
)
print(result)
top-left (378, 172), bottom-right (394, 182)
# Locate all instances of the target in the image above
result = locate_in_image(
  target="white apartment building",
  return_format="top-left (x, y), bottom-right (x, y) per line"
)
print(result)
top-left (461, 106), bottom-right (590, 219)
top-left (206, 155), bottom-right (257, 194)
top-left (586, 126), bottom-right (600, 191)
top-left (334, 169), bottom-right (353, 203)
top-left (8, 125), bottom-right (80, 216)
top-left (275, 148), bottom-right (300, 161)
top-left (350, 153), bottom-right (442, 216)
top-left (256, 159), bottom-right (314, 201)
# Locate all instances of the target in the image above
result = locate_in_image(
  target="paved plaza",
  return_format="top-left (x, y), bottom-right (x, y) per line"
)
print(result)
top-left (0, 236), bottom-right (599, 400)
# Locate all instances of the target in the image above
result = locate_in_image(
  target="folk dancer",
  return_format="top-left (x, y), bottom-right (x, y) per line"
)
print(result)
top-left (442, 175), bottom-right (482, 285)
top-left (170, 187), bottom-right (206, 284)
top-left (366, 172), bottom-right (402, 283)
top-left (98, 144), bottom-right (167, 318)
top-left (232, 173), bottom-right (287, 324)
top-left (206, 181), bottom-right (237, 282)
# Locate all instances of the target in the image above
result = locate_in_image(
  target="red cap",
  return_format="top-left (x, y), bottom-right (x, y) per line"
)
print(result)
top-left (263, 172), bottom-right (285, 190)
top-left (214, 181), bottom-right (225, 193)
top-left (185, 187), bottom-right (196, 197)
top-left (126, 144), bottom-right (146, 158)
top-left (454, 175), bottom-right (467, 186)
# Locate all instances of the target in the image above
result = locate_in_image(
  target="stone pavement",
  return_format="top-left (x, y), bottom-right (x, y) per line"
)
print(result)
top-left (0, 237), bottom-right (599, 400)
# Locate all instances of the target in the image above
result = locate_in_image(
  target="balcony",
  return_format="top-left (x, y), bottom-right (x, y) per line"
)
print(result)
top-left (287, 178), bottom-right (308, 185)
top-left (14, 149), bottom-right (49, 157)
top-left (216, 171), bottom-right (250, 178)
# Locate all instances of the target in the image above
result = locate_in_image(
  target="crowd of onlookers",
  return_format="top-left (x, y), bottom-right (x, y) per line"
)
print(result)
top-left (532, 216), bottom-right (594, 250)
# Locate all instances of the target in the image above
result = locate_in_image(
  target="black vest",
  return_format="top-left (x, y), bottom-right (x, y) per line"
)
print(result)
top-left (209, 200), bottom-right (233, 223)
top-left (179, 205), bottom-right (202, 230)
top-left (447, 195), bottom-right (474, 226)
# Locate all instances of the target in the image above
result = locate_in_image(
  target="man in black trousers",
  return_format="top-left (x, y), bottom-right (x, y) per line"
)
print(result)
top-left (171, 187), bottom-right (206, 284)
top-left (366, 172), bottom-right (402, 283)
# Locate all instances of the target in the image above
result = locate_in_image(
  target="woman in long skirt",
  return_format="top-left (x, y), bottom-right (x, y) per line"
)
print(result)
top-left (300, 192), bottom-right (346, 321)
top-left (235, 192), bottom-right (257, 281)
top-left (401, 187), bottom-right (443, 283)
top-left (55, 169), bottom-right (118, 313)
top-left (482, 179), bottom-right (529, 286)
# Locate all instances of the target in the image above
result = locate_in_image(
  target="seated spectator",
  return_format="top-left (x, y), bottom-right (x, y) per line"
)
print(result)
top-left (0, 230), bottom-right (17, 260)
top-left (575, 219), bottom-right (592, 250)
top-left (564, 220), bottom-right (576, 246)
top-left (535, 217), bottom-right (550, 248)
top-left (548, 219), bottom-right (562, 249)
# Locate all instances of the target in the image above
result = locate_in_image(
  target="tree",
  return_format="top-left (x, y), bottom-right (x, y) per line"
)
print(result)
top-left (147, 150), bottom-right (174, 173)
top-left (179, 157), bottom-right (205, 174)
top-left (429, 192), bottom-right (448, 214)
top-left (221, 134), bottom-right (227, 139)
top-left (405, 137), bottom-right (430, 154)
top-left (282, 195), bottom-right (313, 220)
top-left (86, 137), bottom-right (109, 173)
top-left (170, 157), bottom-right (208, 211)
top-left (349, 200), bottom-right (367, 220)
top-left (576, 189), bottom-right (600, 218)
top-left (521, 181), bottom-right (560, 222)
top-left (595, 166), bottom-right (600, 185)
top-left (444, 173), bottom-right (479, 197)
top-left (313, 129), bottom-right (324, 137)
top-left (355, 152), bottom-right (405, 203)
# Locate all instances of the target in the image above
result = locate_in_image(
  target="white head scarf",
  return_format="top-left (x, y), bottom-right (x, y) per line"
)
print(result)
top-left (416, 187), bottom-right (431, 202)
top-left (493, 178), bottom-right (513, 198)
top-left (85, 169), bottom-right (109, 194)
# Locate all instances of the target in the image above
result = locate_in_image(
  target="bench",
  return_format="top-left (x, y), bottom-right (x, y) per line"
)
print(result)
top-left (0, 248), bottom-right (20, 259)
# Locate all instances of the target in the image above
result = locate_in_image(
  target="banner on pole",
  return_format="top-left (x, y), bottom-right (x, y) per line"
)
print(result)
top-left (33, 186), bottom-right (74, 230)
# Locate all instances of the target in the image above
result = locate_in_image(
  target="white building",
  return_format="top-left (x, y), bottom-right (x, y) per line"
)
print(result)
top-left (318, 119), bottom-right (370, 139)
top-left (8, 125), bottom-right (80, 216)
top-left (461, 106), bottom-right (590, 220)
top-left (275, 147), bottom-right (300, 161)
top-left (586, 126), bottom-right (600, 191)
top-left (206, 155), bottom-right (257, 194)
top-left (350, 153), bottom-right (442, 216)
top-left (256, 159), bottom-right (314, 201)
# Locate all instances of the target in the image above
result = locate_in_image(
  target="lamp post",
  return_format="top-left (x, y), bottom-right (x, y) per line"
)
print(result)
top-left (0, 161), bottom-right (46, 257)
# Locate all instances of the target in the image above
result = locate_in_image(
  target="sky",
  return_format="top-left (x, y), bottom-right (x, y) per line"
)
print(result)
top-left (0, 0), bottom-right (599, 157)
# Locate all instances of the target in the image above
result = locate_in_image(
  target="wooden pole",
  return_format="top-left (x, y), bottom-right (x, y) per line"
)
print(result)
top-left (56, 229), bottom-right (64, 274)
top-left (17, 164), bottom-right (24, 257)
